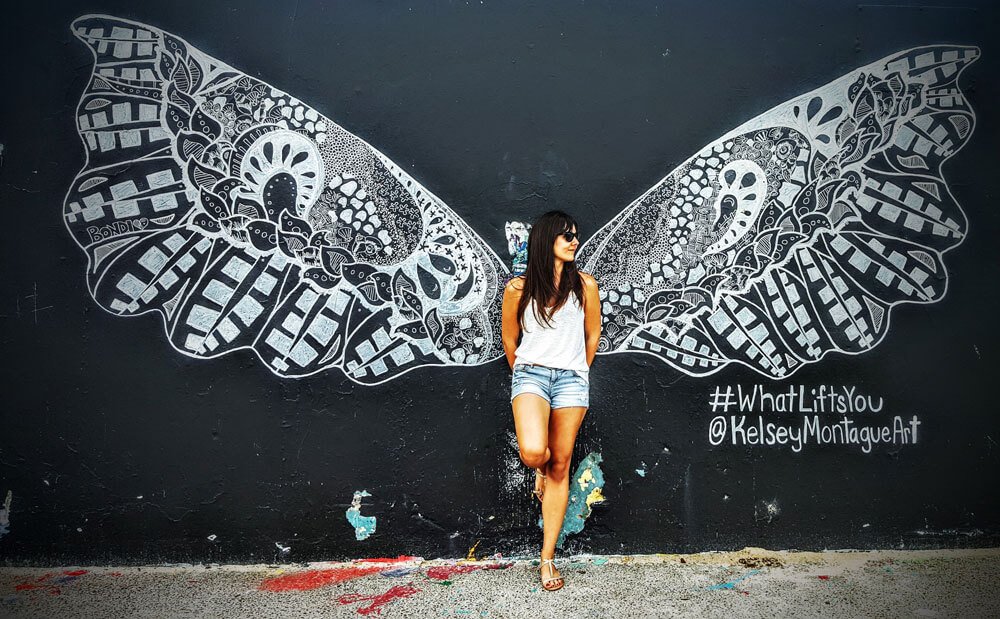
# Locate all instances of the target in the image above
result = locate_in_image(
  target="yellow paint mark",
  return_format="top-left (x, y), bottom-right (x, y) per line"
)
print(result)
top-left (585, 488), bottom-right (606, 507)
top-left (577, 467), bottom-right (594, 491)
top-left (466, 540), bottom-right (481, 561)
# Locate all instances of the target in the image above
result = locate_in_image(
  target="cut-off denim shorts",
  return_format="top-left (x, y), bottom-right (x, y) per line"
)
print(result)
top-left (510, 363), bottom-right (590, 409)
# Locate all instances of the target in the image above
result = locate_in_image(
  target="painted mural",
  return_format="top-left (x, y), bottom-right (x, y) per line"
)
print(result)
top-left (577, 46), bottom-right (979, 378)
top-left (64, 15), bottom-right (506, 385)
top-left (64, 15), bottom-right (978, 384)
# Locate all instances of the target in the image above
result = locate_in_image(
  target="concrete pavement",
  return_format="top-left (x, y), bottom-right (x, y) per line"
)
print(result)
top-left (1, 547), bottom-right (998, 618)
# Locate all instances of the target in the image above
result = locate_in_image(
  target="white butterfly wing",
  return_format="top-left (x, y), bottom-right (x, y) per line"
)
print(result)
top-left (64, 15), bottom-right (506, 384)
top-left (577, 46), bottom-right (978, 378)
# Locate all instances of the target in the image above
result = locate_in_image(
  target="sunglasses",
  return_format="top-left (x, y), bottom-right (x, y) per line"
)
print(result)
top-left (559, 231), bottom-right (580, 242)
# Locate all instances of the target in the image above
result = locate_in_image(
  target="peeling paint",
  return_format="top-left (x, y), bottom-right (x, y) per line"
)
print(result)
top-left (539, 452), bottom-right (605, 548)
top-left (0, 491), bottom-right (11, 539)
top-left (504, 221), bottom-right (531, 276)
top-left (346, 490), bottom-right (376, 540)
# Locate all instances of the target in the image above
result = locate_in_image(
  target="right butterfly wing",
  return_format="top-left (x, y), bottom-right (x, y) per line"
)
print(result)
top-left (64, 15), bottom-right (506, 384)
top-left (578, 45), bottom-right (978, 378)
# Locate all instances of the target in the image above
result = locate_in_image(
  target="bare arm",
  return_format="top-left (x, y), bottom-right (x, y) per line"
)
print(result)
top-left (501, 277), bottom-right (524, 370)
top-left (581, 273), bottom-right (602, 367)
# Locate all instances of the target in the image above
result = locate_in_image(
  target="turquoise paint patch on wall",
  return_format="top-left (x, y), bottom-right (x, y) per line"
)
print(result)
top-left (346, 490), bottom-right (376, 541)
top-left (539, 452), bottom-right (606, 548)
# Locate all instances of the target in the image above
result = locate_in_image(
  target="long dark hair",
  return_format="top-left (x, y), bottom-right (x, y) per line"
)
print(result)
top-left (517, 210), bottom-right (584, 329)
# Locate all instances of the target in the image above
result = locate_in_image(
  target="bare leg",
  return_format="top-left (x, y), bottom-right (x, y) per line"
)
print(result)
top-left (511, 393), bottom-right (551, 477)
top-left (540, 406), bottom-right (587, 589)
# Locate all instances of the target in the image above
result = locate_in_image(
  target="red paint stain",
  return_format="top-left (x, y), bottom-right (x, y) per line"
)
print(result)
top-left (63, 570), bottom-right (88, 577)
top-left (355, 556), bottom-right (420, 564)
top-left (818, 575), bottom-right (830, 580)
top-left (109, 572), bottom-right (123, 577)
top-left (426, 565), bottom-right (481, 580)
top-left (259, 566), bottom-right (381, 592)
top-left (338, 584), bottom-right (420, 615)
top-left (14, 573), bottom-right (57, 592)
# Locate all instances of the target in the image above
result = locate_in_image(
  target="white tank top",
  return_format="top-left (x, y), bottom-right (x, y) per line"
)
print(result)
top-left (514, 293), bottom-right (588, 372)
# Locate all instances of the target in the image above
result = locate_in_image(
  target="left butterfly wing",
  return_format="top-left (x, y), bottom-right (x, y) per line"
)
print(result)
top-left (64, 15), bottom-right (506, 384)
top-left (577, 45), bottom-right (978, 378)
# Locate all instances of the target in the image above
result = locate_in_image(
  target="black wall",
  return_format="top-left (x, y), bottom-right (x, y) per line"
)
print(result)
top-left (1, 0), bottom-right (998, 564)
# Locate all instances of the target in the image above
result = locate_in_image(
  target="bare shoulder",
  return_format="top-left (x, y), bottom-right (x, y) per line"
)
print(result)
top-left (579, 271), bottom-right (598, 290)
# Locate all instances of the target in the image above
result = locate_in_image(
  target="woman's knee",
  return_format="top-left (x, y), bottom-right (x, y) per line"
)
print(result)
top-left (546, 455), bottom-right (572, 480)
top-left (519, 446), bottom-right (547, 469)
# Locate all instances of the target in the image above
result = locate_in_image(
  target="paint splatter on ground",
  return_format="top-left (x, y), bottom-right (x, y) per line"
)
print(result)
top-left (426, 565), bottom-right (483, 581)
top-left (379, 567), bottom-right (420, 578)
top-left (259, 566), bottom-right (382, 592)
top-left (13, 570), bottom-right (89, 595)
top-left (338, 584), bottom-right (420, 615)
top-left (706, 569), bottom-right (760, 591)
top-left (539, 452), bottom-right (606, 547)
top-left (346, 490), bottom-right (376, 541)
top-left (1, 550), bottom-right (998, 616)
top-left (258, 559), bottom-right (509, 592)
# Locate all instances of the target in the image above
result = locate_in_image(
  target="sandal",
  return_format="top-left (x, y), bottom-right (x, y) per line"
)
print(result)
top-left (532, 468), bottom-right (546, 503)
top-left (540, 559), bottom-right (564, 591)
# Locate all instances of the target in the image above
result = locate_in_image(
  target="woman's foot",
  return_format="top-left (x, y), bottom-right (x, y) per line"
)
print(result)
top-left (532, 468), bottom-right (546, 503)
top-left (539, 558), bottom-right (563, 591)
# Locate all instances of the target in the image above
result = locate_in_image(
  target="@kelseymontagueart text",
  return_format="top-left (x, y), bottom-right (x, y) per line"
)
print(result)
top-left (706, 384), bottom-right (921, 453)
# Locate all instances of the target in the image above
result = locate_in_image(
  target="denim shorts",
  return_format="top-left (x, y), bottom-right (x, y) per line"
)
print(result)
top-left (510, 363), bottom-right (590, 409)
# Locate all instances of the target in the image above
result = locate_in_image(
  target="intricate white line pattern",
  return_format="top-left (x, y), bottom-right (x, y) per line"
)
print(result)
top-left (578, 45), bottom-right (979, 378)
top-left (63, 15), bottom-right (978, 383)
top-left (64, 15), bottom-right (506, 384)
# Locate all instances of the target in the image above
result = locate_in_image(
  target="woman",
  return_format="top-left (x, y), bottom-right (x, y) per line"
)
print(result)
top-left (501, 210), bottom-right (601, 592)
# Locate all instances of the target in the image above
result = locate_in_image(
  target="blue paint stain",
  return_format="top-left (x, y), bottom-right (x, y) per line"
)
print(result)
top-left (538, 452), bottom-right (605, 548)
top-left (635, 468), bottom-right (646, 477)
top-left (345, 490), bottom-right (376, 541)
top-left (380, 567), bottom-right (419, 577)
top-left (706, 570), bottom-right (761, 591)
